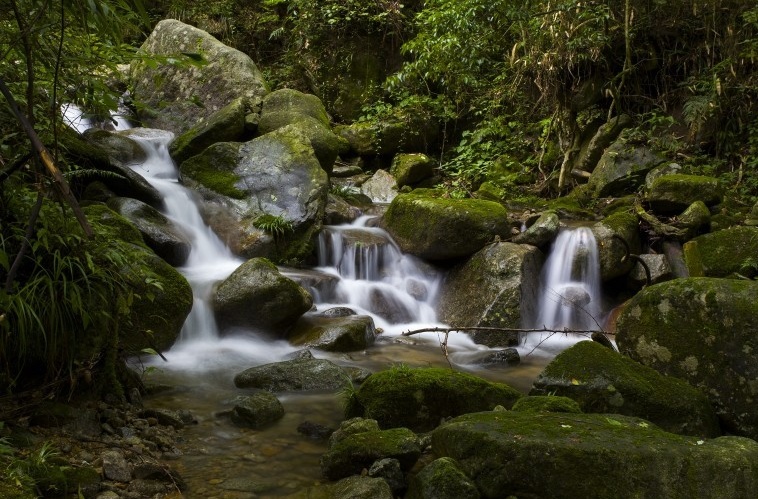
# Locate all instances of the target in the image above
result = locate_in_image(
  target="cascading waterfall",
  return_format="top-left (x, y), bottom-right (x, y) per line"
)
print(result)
top-left (529, 227), bottom-right (602, 347)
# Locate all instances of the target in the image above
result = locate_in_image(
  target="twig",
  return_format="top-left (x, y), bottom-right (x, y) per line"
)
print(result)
top-left (402, 325), bottom-right (612, 337)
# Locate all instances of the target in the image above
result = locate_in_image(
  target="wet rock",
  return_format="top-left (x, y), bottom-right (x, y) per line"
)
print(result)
top-left (229, 392), bottom-right (285, 429)
top-left (289, 314), bottom-right (377, 352)
top-left (287, 475), bottom-right (393, 499)
top-left (512, 210), bottom-right (560, 248)
top-left (329, 418), bottom-right (382, 447)
top-left (234, 358), bottom-right (352, 392)
top-left (369, 458), bottom-right (407, 495)
top-left (628, 253), bottom-right (673, 287)
top-left (102, 450), bottom-right (132, 482)
top-left (368, 288), bottom-right (415, 324)
top-left (283, 268), bottom-right (341, 303)
top-left (297, 421), bottom-right (334, 440)
top-left (321, 307), bottom-right (357, 318)
top-left (137, 409), bottom-right (186, 430)
top-left (324, 193), bottom-right (364, 225)
top-left (406, 457), bottom-right (480, 499)
top-left (361, 169), bottom-right (398, 203)
top-left (169, 97), bottom-right (248, 164)
top-left (476, 348), bottom-right (521, 366)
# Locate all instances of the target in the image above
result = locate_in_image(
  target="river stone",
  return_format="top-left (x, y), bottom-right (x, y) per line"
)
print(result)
top-left (320, 427), bottom-right (421, 481)
top-left (324, 193), bottom-right (364, 225)
top-left (646, 174), bottom-right (723, 214)
top-left (106, 197), bottom-right (191, 266)
top-left (390, 153), bottom-right (434, 188)
top-left (615, 277), bottom-right (758, 439)
top-left (345, 367), bottom-right (522, 432)
top-left (82, 128), bottom-right (147, 165)
top-left (437, 242), bottom-right (542, 346)
top-left (233, 358), bottom-right (352, 392)
top-left (213, 257), bottom-right (313, 332)
top-left (512, 210), bottom-right (560, 247)
top-left (530, 340), bottom-right (720, 437)
top-left (129, 19), bottom-right (268, 135)
top-left (432, 410), bottom-right (758, 499)
top-left (229, 393), bottom-right (285, 429)
top-left (282, 268), bottom-right (340, 303)
top-left (511, 395), bottom-right (583, 413)
top-left (102, 450), bottom-right (132, 482)
top-left (406, 457), bottom-right (480, 499)
top-left (587, 131), bottom-right (666, 197)
top-left (686, 226), bottom-right (758, 278)
top-left (328, 417), bottom-right (382, 447)
top-left (286, 476), bottom-right (393, 499)
top-left (180, 125), bottom-right (329, 261)
top-left (627, 253), bottom-right (672, 287)
top-left (591, 209), bottom-right (641, 281)
top-left (381, 191), bottom-right (510, 261)
top-left (288, 314), bottom-right (376, 352)
top-left (169, 97), bottom-right (248, 165)
top-left (361, 169), bottom-right (398, 203)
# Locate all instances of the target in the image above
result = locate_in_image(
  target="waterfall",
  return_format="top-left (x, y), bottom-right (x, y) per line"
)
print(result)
top-left (532, 227), bottom-right (602, 335)
top-left (124, 129), bottom-right (241, 343)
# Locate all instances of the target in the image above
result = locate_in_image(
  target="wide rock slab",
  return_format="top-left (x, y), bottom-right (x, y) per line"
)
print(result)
top-left (616, 277), bottom-right (758, 439)
top-left (130, 19), bottom-right (268, 135)
top-left (234, 358), bottom-right (352, 392)
top-left (345, 367), bottom-right (522, 432)
top-left (432, 411), bottom-right (758, 499)
top-left (381, 192), bottom-right (509, 261)
top-left (531, 340), bottom-right (720, 437)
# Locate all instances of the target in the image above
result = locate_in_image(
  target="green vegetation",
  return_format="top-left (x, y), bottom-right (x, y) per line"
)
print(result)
top-left (253, 213), bottom-right (294, 239)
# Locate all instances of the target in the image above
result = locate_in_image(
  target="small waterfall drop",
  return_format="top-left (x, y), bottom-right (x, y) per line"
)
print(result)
top-left (124, 129), bottom-right (242, 345)
top-left (531, 227), bottom-right (602, 339)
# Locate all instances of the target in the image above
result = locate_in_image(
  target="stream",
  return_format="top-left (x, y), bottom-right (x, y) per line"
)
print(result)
top-left (118, 127), bottom-right (600, 497)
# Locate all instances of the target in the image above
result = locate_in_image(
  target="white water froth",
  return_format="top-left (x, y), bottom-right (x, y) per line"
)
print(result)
top-left (61, 102), bottom-right (132, 133)
top-left (526, 227), bottom-right (603, 353)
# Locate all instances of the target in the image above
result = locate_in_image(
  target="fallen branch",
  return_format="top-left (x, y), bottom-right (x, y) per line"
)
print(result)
top-left (402, 325), bottom-right (613, 337)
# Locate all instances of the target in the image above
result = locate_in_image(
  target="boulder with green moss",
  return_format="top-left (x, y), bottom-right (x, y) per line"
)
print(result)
top-left (234, 357), bottom-right (352, 392)
top-left (437, 242), bottom-right (543, 347)
top-left (390, 153), bottom-right (434, 188)
top-left (591, 209), bottom-right (641, 280)
top-left (616, 277), bottom-right (758, 439)
top-left (288, 314), bottom-right (376, 352)
top-left (511, 395), bottom-right (583, 414)
top-left (336, 107), bottom-right (438, 157)
top-left (406, 457), bottom-right (480, 499)
top-left (320, 427), bottom-right (420, 481)
top-left (180, 125), bottom-right (329, 261)
top-left (646, 174), bottom-right (723, 214)
top-left (285, 475), bottom-right (393, 499)
top-left (686, 226), bottom-right (758, 278)
top-left (345, 367), bottom-right (522, 432)
top-left (432, 410), bottom-right (758, 499)
top-left (169, 97), bottom-right (248, 164)
top-left (512, 210), bottom-right (560, 248)
top-left (587, 132), bottom-right (666, 197)
top-left (129, 19), bottom-right (268, 135)
top-left (106, 197), bottom-right (191, 266)
top-left (530, 340), bottom-right (720, 437)
top-left (381, 192), bottom-right (509, 261)
top-left (213, 257), bottom-right (313, 333)
top-left (229, 392), bottom-right (285, 429)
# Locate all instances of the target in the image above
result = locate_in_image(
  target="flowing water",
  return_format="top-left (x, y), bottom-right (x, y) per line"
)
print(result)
top-left (98, 126), bottom-right (603, 497)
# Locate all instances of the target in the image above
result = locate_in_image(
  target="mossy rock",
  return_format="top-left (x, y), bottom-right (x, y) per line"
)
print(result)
top-left (512, 210), bottom-right (560, 247)
top-left (230, 392), bottom-right (285, 429)
top-left (180, 141), bottom-right (246, 199)
top-left (587, 132), bottom-right (666, 197)
top-left (381, 192), bottom-right (509, 261)
top-left (320, 427), bottom-right (421, 481)
top-left (432, 410), bottom-right (758, 499)
top-left (646, 174), bottom-right (723, 214)
top-left (531, 341), bottom-right (720, 437)
top-left (616, 277), bottom-right (758, 440)
top-left (591, 208), bottom-right (641, 281)
top-left (345, 367), bottom-right (522, 432)
top-left (390, 153), bottom-right (434, 188)
top-left (406, 457), bottom-right (480, 499)
top-left (259, 88), bottom-right (330, 128)
top-left (288, 314), bottom-right (377, 352)
top-left (688, 226), bottom-right (758, 278)
top-left (169, 97), bottom-right (248, 164)
top-left (511, 395), bottom-right (583, 414)
top-left (474, 181), bottom-right (507, 203)
top-left (286, 475), bottom-right (393, 499)
top-left (286, 116), bottom-right (344, 174)
top-left (82, 128), bottom-right (147, 164)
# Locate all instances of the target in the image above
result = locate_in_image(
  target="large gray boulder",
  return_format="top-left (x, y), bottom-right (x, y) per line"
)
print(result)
top-left (437, 242), bottom-right (543, 347)
top-left (106, 197), bottom-right (191, 266)
top-left (233, 358), bottom-right (352, 392)
top-left (288, 314), bottom-right (377, 352)
top-left (591, 209), bottom-right (641, 281)
top-left (213, 258), bottom-right (313, 332)
top-left (180, 125), bottom-right (329, 261)
top-left (130, 19), bottom-right (268, 135)
top-left (587, 132), bottom-right (666, 197)
top-left (531, 341), bottom-right (720, 437)
top-left (646, 174), bottom-right (723, 214)
top-left (381, 191), bottom-right (509, 261)
top-left (616, 278), bottom-right (758, 439)
top-left (432, 411), bottom-right (758, 499)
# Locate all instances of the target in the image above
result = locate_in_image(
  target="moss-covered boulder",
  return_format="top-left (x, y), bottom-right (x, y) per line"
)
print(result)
top-left (82, 128), bottom-right (147, 165)
top-left (390, 153), bottom-right (434, 188)
top-left (381, 192), bottom-right (509, 261)
top-left (84, 204), bottom-right (193, 353)
top-left (106, 197), bottom-right (191, 266)
top-left (288, 314), bottom-right (376, 352)
top-left (530, 341), bottom-right (720, 437)
top-left (336, 108), bottom-right (438, 157)
top-left (686, 226), bottom-right (758, 278)
top-left (180, 125), bottom-right (329, 261)
top-left (229, 392), bottom-right (285, 429)
top-left (432, 410), bottom-right (758, 499)
top-left (512, 210), bottom-right (560, 248)
top-left (437, 242), bottom-right (543, 346)
top-left (213, 257), bottom-right (313, 332)
top-left (285, 476), bottom-right (394, 499)
top-left (233, 358), bottom-right (352, 392)
top-left (591, 209), bottom-right (641, 281)
top-left (129, 19), bottom-right (268, 135)
top-left (587, 132), bottom-right (666, 197)
top-left (406, 457), bottom-right (480, 499)
top-left (259, 88), bottom-right (331, 128)
top-left (511, 395), bottom-right (583, 414)
top-left (320, 427), bottom-right (421, 481)
top-left (646, 174), bottom-right (723, 214)
top-left (615, 278), bottom-right (758, 439)
top-left (169, 97), bottom-right (248, 164)
top-left (345, 367), bottom-right (522, 432)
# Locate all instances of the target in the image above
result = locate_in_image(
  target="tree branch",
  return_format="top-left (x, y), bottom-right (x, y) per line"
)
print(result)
top-left (402, 325), bottom-right (613, 337)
